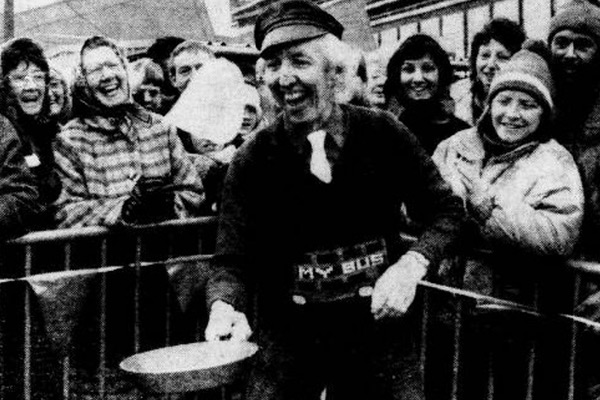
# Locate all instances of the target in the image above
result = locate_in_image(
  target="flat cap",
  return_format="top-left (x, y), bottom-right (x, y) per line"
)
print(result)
top-left (254, 0), bottom-right (343, 55)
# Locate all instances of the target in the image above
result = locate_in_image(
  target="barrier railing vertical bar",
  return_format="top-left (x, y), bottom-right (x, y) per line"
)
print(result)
top-left (0, 281), bottom-right (4, 400)
top-left (451, 255), bottom-right (467, 400)
top-left (451, 297), bottom-right (463, 400)
top-left (99, 238), bottom-right (108, 399)
top-left (486, 348), bottom-right (494, 400)
top-left (134, 235), bottom-right (142, 354)
top-left (199, 223), bottom-right (207, 343)
top-left (165, 231), bottom-right (174, 347)
top-left (419, 289), bottom-right (429, 386)
top-left (525, 285), bottom-right (540, 400)
top-left (23, 244), bottom-right (32, 400)
top-left (62, 242), bottom-right (72, 399)
top-left (568, 273), bottom-right (581, 400)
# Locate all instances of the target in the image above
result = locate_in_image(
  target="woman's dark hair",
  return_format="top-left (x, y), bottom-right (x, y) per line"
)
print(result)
top-left (1, 37), bottom-right (49, 76)
top-left (131, 58), bottom-right (164, 88)
top-left (469, 18), bottom-right (526, 82)
top-left (0, 38), bottom-right (52, 126)
top-left (384, 34), bottom-right (453, 103)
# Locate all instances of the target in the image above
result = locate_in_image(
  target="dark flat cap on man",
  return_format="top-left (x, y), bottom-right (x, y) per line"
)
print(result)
top-left (254, 0), bottom-right (344, 55)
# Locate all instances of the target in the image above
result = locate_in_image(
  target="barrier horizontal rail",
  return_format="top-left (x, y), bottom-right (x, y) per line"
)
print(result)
top-left (1, 220), bottom-right (600, 399)
top-left (7, 216), bottom-right (219, 245)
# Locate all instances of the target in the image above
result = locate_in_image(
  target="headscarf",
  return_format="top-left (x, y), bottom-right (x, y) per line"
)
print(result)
top-left (71, 36), bottom-right (137, 131)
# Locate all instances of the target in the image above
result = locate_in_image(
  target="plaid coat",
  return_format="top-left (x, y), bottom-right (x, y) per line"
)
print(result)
top-left (54, 107), bottom-right (204, 228)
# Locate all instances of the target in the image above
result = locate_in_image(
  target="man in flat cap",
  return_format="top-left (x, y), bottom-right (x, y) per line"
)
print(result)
top-left (204, 1), bottom-right (464, 399)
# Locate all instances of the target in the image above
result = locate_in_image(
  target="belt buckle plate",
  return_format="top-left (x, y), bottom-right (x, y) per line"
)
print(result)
top-left (292, 238), bottom-right (389, 304)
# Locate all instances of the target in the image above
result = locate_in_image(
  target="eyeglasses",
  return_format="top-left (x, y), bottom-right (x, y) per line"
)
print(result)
top-left (85, 62), bottom-right (123, 79)
top-left (8, 72), bottom-right (46, 86)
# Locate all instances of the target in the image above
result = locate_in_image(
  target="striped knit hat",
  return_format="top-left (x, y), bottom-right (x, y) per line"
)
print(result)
top-left (488, 49), bottom-right (555, 114)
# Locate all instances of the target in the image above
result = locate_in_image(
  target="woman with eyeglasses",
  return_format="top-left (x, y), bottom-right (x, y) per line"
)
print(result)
top-left (53, 36), bottom-right (204, 228)
top-left (0, 38), bottom-right (62, 222)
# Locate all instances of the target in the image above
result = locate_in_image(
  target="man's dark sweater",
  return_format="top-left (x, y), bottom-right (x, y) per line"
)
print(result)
top-left (207, 104), bottom-right (464, 311)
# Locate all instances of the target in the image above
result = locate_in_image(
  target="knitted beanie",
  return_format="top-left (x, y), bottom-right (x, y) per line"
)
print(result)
top-left (548, 0), bottom-right (600, 44)
top-left (488, 49), bottom-right (555, 114)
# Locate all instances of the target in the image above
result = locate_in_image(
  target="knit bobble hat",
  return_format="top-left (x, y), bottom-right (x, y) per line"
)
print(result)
top-left (488, 49), bottom-right (555, 115)
top-left (549, 0), bottom-right (600, 44)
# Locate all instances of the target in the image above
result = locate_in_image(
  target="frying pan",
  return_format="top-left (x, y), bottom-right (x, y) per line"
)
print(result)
top-left (119, 341), bottom-right (259, 393)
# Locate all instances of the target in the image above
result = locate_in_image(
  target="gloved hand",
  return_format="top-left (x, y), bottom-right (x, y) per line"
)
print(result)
top-left (205, 300), bottom-right (252, 341)
top-left (202, 161), bottom-right (228, 211)
top-left (457, 167), bottom-right (495, 222)
top-left (371, 251), bottom-right (429, 320)
top-left (121, 176), bottom-right (177, 224)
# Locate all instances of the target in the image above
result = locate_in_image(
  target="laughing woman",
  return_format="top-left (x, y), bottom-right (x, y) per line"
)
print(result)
top-left (433, 49), bottom-right (583, 400)
top-left (0, 38), bottom-right (62, 218)
top-left (385, 34), bottom-right (469, 155)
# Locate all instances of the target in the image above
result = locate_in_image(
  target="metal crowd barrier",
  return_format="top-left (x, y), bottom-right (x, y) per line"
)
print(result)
top-left (2, 217), bottom-right (218, 400)
top-left (0, 221), bottom-right (599, 399)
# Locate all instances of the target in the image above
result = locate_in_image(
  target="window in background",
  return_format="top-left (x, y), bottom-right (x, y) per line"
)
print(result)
top-left (380, 27), bottom-right (399, 48)
top-left (468, 6), bottom-right (490, 55)
top-left (400, 22), bottom-right (419, 43)
top-left (524, 0), bottom-right (551, 40)
top-left (493, 0), bottom-right (519, 22)
top-left (421, 16), bottom-right (440, 38)
top-left (442, 12), bottom-right (466, 60)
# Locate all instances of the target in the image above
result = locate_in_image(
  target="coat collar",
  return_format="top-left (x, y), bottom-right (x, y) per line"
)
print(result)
top-left (78, 104), bottom-right (154, 143)
top-left (454, 128), bottom-right (539, 163)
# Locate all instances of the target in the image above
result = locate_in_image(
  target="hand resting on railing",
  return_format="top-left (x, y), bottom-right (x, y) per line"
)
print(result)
top-left (371, 250), bottom-right (429, 319)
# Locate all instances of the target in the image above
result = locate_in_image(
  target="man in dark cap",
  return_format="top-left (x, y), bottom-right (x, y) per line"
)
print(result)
top-left (204, 1), bottom-right (464, 399)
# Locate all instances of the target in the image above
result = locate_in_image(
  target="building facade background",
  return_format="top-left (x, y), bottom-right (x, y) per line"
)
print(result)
top-left (5, 0), bottom-right (594, 63)
top-left (369, 0), bottom-right (573, 62)
top-left (233, 0), bottom-right (584, 62)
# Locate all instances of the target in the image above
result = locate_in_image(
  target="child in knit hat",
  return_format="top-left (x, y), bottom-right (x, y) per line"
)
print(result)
top-left (432, 49), bottom-right (584, 400)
